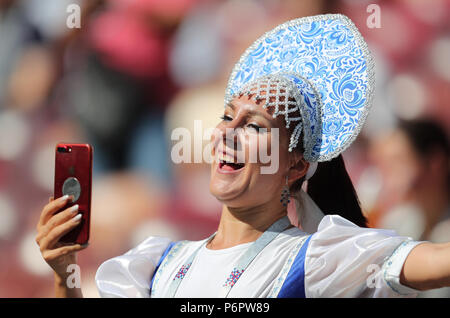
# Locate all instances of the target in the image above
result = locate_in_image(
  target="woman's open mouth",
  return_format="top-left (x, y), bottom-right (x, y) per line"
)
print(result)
top-left (218, 159), bottom-right (245, 173)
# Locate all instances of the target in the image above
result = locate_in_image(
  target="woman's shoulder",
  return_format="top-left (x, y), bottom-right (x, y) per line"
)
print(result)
top-left (95, 234), bottom-right (212, 296)
top-left (278, 226), bottom-right (310, 245)
top-left (124, 236), bottom-right (173, 256)
top-left (304, 214), bottom-right (424, 297)
top-left (95, 236), bottom-right (176, 297)
top-left (280, 214), bottom-right (399, 242)
top-left (264, 225), bottom-right (311, 258)
top-left (306, 214), bottom-right (416, 258)
top-left (315, 214), bottom-right (399, 237)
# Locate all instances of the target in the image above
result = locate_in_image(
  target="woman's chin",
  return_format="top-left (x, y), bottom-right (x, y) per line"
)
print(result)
top-left (209, 161), bottom-right (256, 205)
top-left (210, 184), bottom-right (238, 202)
top-left (209, 179), bottom-right (246, 205)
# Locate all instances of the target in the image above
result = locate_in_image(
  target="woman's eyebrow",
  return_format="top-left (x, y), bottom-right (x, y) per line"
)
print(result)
top-left (225, 102), bottom-right (235, 110)
top-left (226, 102), bottom-right (272, 121)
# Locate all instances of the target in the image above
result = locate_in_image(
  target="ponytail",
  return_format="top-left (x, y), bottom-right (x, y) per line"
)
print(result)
top-left (306, 155), bottom-right (367, 227)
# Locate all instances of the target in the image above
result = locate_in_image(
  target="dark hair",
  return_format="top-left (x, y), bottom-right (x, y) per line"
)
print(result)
top-left (306, 155), bottom-right (367, 227)
top-left (288, 151), bottom-right (366, 227)
top-left (286, 131), bottom-right (366, 227)
top-left (397, 118), bottom-right (449, 190)
top-left (398, 118), bottom-right (449, 160)
top-left (285, 140), bottom-right (366, 226)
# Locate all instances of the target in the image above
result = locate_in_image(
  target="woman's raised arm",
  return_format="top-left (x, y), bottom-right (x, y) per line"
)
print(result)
top-left (401, 242), bottom-right (450, 291)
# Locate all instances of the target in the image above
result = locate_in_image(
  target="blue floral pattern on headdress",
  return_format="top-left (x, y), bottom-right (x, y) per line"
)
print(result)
top-left (225, 14), bottom-right (374, 162)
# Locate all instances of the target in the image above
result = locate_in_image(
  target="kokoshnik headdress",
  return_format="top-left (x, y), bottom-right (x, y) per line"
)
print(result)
top-left (224, 14), bottom-right (375, 232)
top-left (225, 14), bottom-right (374, 164)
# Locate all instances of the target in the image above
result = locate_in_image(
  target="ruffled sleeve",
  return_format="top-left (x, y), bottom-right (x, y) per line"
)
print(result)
top-left (304, 215), bottom-right (425, 297)
top-left (95, 236), bottom-right (172, 298)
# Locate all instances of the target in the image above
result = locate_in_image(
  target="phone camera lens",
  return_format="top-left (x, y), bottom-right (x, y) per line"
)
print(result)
top-left (57, 146), bottom-right (72, 153)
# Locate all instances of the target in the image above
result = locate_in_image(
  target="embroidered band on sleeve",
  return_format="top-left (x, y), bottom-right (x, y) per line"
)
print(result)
top-left (382, 239), bottom-right (425, 295)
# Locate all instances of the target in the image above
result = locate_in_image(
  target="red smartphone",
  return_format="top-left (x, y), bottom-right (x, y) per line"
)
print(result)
top-left (54, 143), bottom-right (93, 245)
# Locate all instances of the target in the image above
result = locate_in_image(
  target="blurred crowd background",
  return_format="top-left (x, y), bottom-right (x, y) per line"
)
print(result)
top-left (0, 0), bottom-right (449, 297)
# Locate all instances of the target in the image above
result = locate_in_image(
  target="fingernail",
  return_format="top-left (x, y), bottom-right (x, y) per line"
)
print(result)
top-left (70, 204), bottom-right (79, 214)
top-left (61, 195), bottom-right (69, 201)
top-left (73, 213), bottom-right (82, 222)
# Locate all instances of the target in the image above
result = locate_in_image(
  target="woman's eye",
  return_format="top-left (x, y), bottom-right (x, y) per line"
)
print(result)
top-left (220, 114), bottom-right (232, 121)
top-left (246, 123), bottom-right (261, 132)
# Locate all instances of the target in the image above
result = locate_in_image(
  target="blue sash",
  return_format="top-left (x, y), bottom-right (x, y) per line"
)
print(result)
top-left (277, 235), bottom-right (312, 298)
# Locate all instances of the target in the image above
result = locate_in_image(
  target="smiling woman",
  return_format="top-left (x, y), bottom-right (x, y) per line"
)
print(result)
top-left (209, 94), bottom-right (290, 210)
top-left (37, 13), bottom-right (450, 298)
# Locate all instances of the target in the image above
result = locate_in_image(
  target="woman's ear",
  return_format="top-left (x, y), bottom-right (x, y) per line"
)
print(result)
top-left (287, 151), bottom-right (309, 186)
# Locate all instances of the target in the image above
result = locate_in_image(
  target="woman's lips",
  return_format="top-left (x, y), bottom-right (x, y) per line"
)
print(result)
top-left (215, 144), bottom-right (245, 174)
top-left (217, 160), bottom-right (245, 174)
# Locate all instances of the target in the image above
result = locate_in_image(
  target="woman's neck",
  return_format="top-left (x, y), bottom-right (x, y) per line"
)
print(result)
top-left (206, 203), bottom-right (288, 250)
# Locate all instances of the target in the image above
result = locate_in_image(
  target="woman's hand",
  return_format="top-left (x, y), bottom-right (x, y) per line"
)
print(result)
top-left (35, 195), bottom-right (88, 297)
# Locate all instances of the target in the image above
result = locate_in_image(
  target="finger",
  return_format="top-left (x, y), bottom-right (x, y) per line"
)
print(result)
top-left (36, 205), bottom-right (79, 243)
top-left (49, 196), bottom-right (54, 203)
top-left (40, 213), bottom-right (83, 251)
top-left (38, 195), bottom-right (73, 228)
top-left (42, 243), bottom-right (89, 262)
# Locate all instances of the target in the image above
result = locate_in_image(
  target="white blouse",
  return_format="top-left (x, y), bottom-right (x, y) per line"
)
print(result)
top-left (95, 215), bottom-right (424, 298)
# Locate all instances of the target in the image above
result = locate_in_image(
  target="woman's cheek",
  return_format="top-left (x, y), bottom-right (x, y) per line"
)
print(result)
top-left (210, 126), bottom-right (224, 156)
top-left (257, 132), bottom-right (282, 175)
top-left (243, 133), bottom-right (263, 165)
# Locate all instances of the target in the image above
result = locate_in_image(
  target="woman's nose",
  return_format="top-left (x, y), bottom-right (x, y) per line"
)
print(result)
top-left (219, 120), bottom-right (243, 152)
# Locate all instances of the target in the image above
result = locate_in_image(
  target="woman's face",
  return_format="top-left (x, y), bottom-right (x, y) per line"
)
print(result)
top-left (209, 94), bottom-right (306, 208)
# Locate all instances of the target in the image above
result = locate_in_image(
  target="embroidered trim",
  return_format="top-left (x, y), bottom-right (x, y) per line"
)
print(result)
top-left (150, 240), bottom-right (189, 297)
top-left (223, 268), bottom-right (245, 288)
top-left (382, 239), bottom-right (421, 295)
top-left (267, 235), bottom-right (310, 298)
top-left (174, 263), bottom-right (192, 280)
